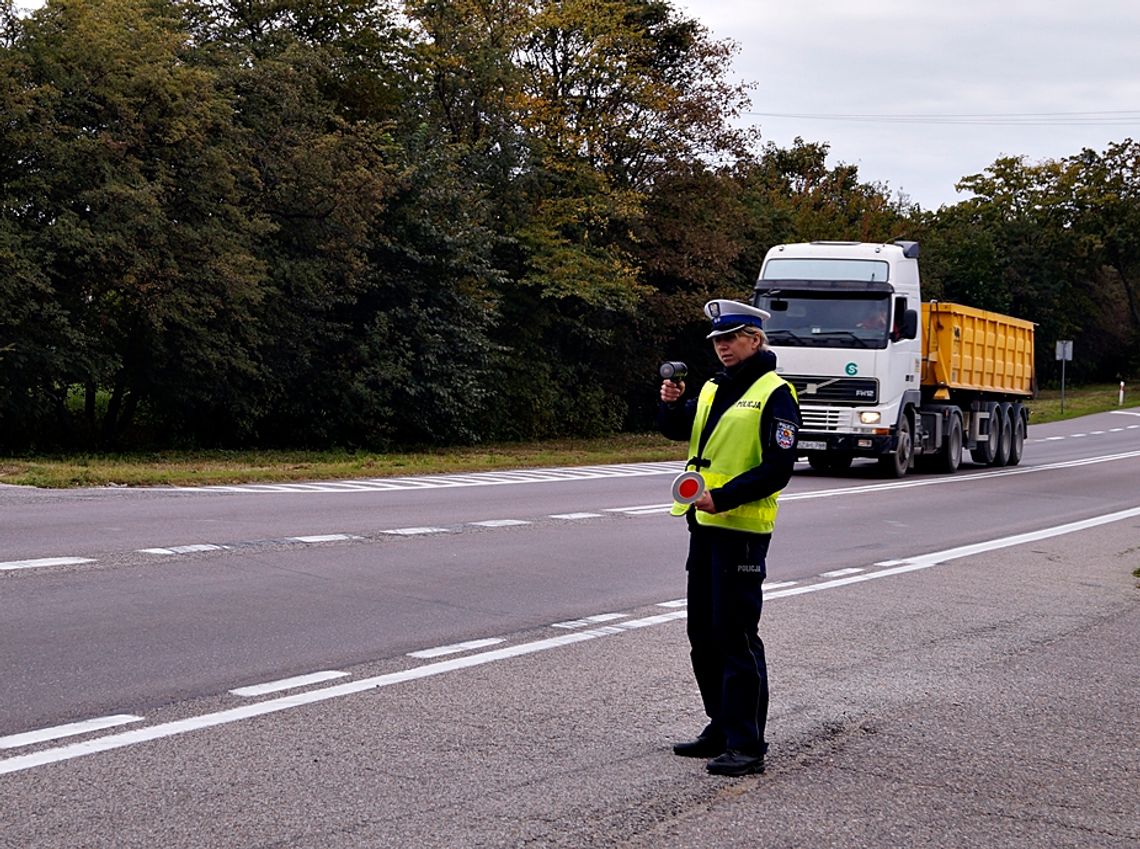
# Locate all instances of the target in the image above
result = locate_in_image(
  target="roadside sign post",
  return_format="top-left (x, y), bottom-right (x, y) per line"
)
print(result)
top-left (1056, 340), bottom-right (1073, 414)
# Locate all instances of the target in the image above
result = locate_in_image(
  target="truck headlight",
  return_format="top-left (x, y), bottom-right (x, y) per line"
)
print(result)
top-left (859, 411), bottom-right (882, 425)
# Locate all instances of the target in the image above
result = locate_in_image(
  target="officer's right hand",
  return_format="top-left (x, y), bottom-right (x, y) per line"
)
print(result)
top-left (660, 380), bottom-right (685, 403)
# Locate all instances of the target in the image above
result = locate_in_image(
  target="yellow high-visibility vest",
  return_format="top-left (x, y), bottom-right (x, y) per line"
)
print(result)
top-left (671, 370), bottom-right (795, 533)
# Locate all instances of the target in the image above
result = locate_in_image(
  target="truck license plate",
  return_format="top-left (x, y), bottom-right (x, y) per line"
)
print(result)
top-left (798, 440), bottom-right (827, 451)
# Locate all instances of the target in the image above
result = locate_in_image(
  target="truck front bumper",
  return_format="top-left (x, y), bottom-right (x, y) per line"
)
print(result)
top-left (796, 431), bottom-right (895, 456)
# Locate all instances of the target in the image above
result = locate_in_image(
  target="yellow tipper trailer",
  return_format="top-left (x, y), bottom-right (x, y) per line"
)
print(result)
top-left (754, 240), bottom-right (1038, 478)
top-left (921, 302), bottom-right (1035, 399)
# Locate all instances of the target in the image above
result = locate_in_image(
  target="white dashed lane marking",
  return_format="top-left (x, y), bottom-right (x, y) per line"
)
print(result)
top-left (138, 544), bottom-right (229, 555)
top-left (606, 504), bottom-right (671, 515)
top-left (407, 638), bottom-right (507, 659)
top-left (229, 671), bottom-right (350, 697)
top-left (17, 446), bottom-right (1140, 572)
top-left (0, 557), bottom-right (95, 571)
top-left (821, 567), bottom-right (866, 577)
top-left (8, 502), bottom-right (1140, 775)
top-left (552, 613), bottom-right (629, 629)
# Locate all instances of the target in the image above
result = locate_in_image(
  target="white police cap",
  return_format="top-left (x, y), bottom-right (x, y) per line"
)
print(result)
top-left (704, 299), bottom-right (771, 339)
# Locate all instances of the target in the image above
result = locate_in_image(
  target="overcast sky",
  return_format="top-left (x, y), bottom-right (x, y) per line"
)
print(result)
top-left (676, 0), bottom-right (1140, 209)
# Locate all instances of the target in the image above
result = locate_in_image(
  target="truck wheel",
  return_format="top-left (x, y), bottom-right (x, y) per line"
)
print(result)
top-left (934, 413), bottom-right (963, 474)
top-left (878, 415), bottom-right (912, 478)
top-left (990, 403), bottom-right (1012, 466)
top-left (969, 402), bottom-right (999, 465)
top-left (1007, 403), bottom-right (1026, 466)
top-left (808, 452), bottom-right (853, 474)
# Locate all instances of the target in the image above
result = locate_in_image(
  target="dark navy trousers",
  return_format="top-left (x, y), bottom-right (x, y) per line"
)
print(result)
top-left (685, 525), bottom-right (771, 755)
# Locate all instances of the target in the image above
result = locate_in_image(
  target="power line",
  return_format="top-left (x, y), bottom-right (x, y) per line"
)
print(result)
top-left (743, 110), bottom-right (1140, 127)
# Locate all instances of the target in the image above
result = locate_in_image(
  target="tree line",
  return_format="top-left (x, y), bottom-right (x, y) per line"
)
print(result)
top-left (2, 0), bottom-right (1137, 453)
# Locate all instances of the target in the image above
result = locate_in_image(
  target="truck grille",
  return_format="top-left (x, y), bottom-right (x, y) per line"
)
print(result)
top-left (800, 407), bottom-right (848, 431)
top-left (783, 375), bottom-right (879, 405)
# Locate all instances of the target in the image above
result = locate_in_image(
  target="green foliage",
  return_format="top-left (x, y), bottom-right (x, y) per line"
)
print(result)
top-left (920, 142), bottom-right (1140, 384)
top-left (1, 0), bottom-right (269, 449)
top-left (1, 0), bottom-right (1137, 454)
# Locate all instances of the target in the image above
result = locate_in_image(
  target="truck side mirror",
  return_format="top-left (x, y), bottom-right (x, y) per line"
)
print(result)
top-left (896, 309), bottom-right (918, 341)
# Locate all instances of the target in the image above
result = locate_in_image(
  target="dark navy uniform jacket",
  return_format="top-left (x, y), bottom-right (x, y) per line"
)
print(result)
top-left (657, 349), bottom-right (801, 515)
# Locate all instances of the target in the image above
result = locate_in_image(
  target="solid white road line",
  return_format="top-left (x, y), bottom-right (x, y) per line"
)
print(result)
top-left (0, 715), bottom-right (143, 749)
top-left (782, 449), bottom-right (1140, 503)
top-left (0, 557), bottom-right (95, 572)
top-left (229, 671), bottom-right (350, 697)
top-left (0, 619), bottom-right (678, 776)
top-left (6, 503), bottom-right (1140, 777)
top-left (407, 638), bottom-right (507, 659)
top-left (873, 505), bottom-right (1140, 570)
top-left (21, 451), bottom-right (1140, 577)
top-left (758, 506), bottom-right (1140, 601)
top-left (170, 462), bottom-right (684, 494)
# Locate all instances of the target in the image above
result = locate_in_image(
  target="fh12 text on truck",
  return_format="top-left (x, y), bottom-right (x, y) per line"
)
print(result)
top-left (754, 240), bottom-right (1036, 478)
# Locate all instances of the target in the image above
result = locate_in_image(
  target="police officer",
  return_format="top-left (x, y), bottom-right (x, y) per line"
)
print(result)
top-left (658, 299), bottom-right (801, 776)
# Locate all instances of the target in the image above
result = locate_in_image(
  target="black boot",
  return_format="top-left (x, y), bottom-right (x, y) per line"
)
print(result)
top-left (705, 748), bottom-right (765, 776)
top-left (672, 725), bottom-right (725, 758)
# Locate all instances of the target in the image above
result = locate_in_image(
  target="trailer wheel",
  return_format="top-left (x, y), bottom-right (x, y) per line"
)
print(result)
top-left (878, 415), bottom-right (912, 478)
top-left (934, 412), bottom-right (963, 474)
top-left (1007, 403), bottom-right (1026, 466)
top-left (808, 452), bottom-right (853, 474)
top-left (969, 402), bottom-right (999, 465)
top-left (990, 403), bottom-right (1012, 466)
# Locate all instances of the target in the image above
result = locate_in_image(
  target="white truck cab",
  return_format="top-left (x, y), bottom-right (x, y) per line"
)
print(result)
top-left (754, 241), bottom-right (922, 476)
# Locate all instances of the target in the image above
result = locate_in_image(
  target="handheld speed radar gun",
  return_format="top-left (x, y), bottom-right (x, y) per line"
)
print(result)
top-left (658, 361), bottom-right (688, 383)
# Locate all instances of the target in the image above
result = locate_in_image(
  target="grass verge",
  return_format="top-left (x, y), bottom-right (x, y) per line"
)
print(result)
top-left (0, 383), bottom-right (1132, 488)
top-left (0, 434), bottom-right (687, 489)
top-left (1024, 382), bottom-right (1132, 424)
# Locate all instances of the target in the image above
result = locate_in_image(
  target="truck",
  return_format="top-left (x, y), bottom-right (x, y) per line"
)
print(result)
top-left (753, 240), bottom-right (1035, 477)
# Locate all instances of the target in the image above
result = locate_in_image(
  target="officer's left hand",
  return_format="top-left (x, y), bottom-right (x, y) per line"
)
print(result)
top-left (694, 491), bottom-right (717, 513)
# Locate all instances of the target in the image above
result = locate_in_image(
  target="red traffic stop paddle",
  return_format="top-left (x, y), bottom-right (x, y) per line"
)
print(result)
top-left (671, 471), bottom-right (706, 505)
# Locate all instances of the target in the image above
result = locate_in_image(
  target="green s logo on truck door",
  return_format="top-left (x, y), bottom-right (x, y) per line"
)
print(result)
top-left (845, 362), bottom-right (858, 376)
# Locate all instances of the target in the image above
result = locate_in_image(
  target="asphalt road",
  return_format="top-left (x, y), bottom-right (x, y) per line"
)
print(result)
top-left (1, 408), bottom-right (1138, 847)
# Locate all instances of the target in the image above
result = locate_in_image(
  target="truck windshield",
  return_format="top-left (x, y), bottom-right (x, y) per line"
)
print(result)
top-left (756, 293), bottom-right (891, 350)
